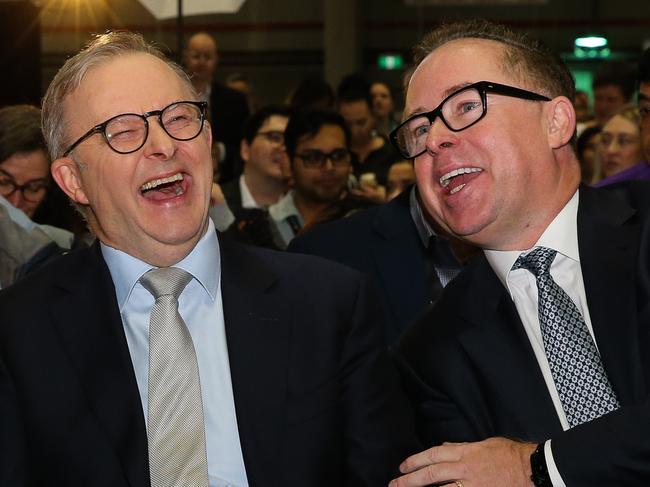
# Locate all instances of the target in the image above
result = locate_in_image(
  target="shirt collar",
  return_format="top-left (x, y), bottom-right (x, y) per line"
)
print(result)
top-left (409, 185), bottom-right (438, 247)
top-left (101, 218), bottom-right (221, 311)
top-left (484, 189), bottom-right (580, 289)
top-left (269, 190), bottom-right (302, 222)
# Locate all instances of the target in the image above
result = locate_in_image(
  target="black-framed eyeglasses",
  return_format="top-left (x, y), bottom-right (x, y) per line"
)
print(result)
top-left (0, 169), bottom-right (49, 202)
top-left (256, 130), bottom-right (285, 144)
top-left (62, 100), bottom-right (208, 157)
top-left (295, 148), bottom-right (351, 168)
top-left (389, 81), bottom-right (551, 159)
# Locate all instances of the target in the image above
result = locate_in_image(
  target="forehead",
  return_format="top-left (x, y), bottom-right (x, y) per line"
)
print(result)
top-left (297, 124), bottom-right (346, 149)
top-left (371, 83), bottom-right (390, 95)
top-left (406, 38), bottom-right (510, 112)
top-left (188, 35), bottom-right (216, 54)
top-left (603, 114), bottom-right (638, 134)
top-left (67, 53), bottom-right (193, 126)
top-left (260, 114), bottom-right (289, 131)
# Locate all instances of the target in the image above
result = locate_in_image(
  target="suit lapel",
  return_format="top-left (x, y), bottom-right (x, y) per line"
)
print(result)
top-left (370, 191), bottom-right (431, 337)
top-left (577, 186), bottom-right (645, 404)
top-left (49, 245), bottom-right (149, 487)
top-left (458, 259), bottom-right (563, 439)
top-left (220, 238), bottom-right (289, 485)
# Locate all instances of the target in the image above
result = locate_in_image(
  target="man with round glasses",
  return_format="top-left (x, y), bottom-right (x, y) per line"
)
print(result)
top-left (0, 32), bottom-right (417, 486)
top-left (391, 19), bottom-right (650, 487)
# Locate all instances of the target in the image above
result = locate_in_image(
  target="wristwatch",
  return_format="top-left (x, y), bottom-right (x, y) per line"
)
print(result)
top-left (530, 442), bottom-right (553, 487)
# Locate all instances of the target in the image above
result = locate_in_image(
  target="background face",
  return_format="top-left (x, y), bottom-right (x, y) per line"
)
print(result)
top-left (0, 149), bottom-right (49, 217)
top-left (639, 82), bottom-right (650, 163)
top-left (56, 53), bottom-right (214, 265)
top-left (339, 99), bottom-right (375, 146)
top-left (600, 114), bottom-right (642, 177)
top-left (593, 85), bottom-right (626, 125)
top-left (184, 34), bottom-right (217, 84)
top-left (371, 82), bottom-right (394, 119)
top-left (241, 115), bottom-right (289, 181)
top-left (292, 123), bottom-right (350, 204)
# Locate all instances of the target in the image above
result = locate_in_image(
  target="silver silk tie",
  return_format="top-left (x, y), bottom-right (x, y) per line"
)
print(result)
top-left (513, 247), bottom-right (620, 427)
top-left (140, 267), bottom-right (209, 487)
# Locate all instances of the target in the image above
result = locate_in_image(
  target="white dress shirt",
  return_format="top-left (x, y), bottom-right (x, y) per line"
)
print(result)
top-left (239, 174), bottom-right (260, 209)
top-left (101, 219), bottom-right (248, 487)
top-left (484, 190), bottom-right (594, 487)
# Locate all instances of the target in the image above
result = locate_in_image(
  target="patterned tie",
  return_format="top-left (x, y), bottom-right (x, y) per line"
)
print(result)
top-left (140, 267), bottom-right (209, 487)
top-left (512, 247), bottom-right (620, 427)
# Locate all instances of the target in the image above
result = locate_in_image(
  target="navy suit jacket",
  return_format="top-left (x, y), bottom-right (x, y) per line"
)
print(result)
top-left (288, 188), bottom-right (432, 344)
top-left (396, 183), bottom-right (650, 486)
top-left (0, 236), bottom-right (418, 486)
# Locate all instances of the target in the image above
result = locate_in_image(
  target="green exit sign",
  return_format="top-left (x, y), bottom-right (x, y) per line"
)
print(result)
top-left (377, 54), bottom-right (404, 70)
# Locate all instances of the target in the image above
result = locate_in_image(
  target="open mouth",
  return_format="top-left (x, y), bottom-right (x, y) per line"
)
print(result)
top-left (439, 167), bottom-right (482, 195)
top-left (140, 173), bottom-right (186, 200)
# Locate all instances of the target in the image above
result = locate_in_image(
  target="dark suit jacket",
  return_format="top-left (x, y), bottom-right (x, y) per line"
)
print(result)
top-left (288, 188), bottom-right (432, 344)
top-left (0, 237), bottom-right (418, 486)
top-left (210, 82), bottom-right (250, 183)
top-left (221, 177), bottom-right (244, 216)
top-left (396, 183), bottom-right (650, 486)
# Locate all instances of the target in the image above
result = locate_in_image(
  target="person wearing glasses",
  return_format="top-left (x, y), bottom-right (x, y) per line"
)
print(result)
top-left (268, 110), bottom-right (357, 248)
top-left (390, 20), bottom-right (650, 487)
top-left (220, 104), bottom-right (292, 215)
top-left (0, 32), bottom-right (418, 487)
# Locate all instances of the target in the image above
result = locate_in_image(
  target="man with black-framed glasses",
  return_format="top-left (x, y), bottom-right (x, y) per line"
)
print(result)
top-left (0, 31), bottom-right (418, 487)
top-left (391, 19), bottom-right (650, 487)
top-left (269, 109), bottom-right (358, 248)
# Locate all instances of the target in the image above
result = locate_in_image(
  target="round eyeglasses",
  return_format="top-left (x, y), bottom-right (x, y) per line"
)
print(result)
top-left (295, 149), bottom-right (351, 168)
top-left (389, 81), bottom-right (550, 159)
top-left (62, 100), bottom-right (208, 157)
top-left (0, 169), bottom-right (49, 202)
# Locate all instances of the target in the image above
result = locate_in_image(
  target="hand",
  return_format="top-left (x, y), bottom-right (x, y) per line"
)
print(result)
top-left (350, 183), bottom-right (387, 204)
top-left (389, 437), bottom-right (536, 487)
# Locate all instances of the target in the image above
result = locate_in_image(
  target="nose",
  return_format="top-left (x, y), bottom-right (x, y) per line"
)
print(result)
top-left (424, 118), bottom-right (459, 156)
top-left (143, 120), bottom-right (175, 160)
top-left (6, 189), bottom-right (23, 208)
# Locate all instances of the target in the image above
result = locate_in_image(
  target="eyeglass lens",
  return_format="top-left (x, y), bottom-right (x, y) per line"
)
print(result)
top-left (298, 149), bottom-right (350, 167)
top-left (105, 102), bottom-right (204, 154)
top-left (0, 170), bottom-right (48, 202)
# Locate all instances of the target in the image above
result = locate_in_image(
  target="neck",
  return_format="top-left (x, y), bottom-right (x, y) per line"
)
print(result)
top-left (243, 170), bottom-right (286, 207)
top-left (294, 193), bottom-right (330, 225)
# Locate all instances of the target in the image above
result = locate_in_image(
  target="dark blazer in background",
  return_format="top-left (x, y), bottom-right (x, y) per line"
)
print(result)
top-left (0, 237), bottom-right (419, 486)
top-left (210, 81), bottom-right (250, 183)
top-left (220, 176), bottom-right (244, 216)
top-left (288, 188), bottom-right (432, 344)
top-left (396, 183), bottom-right (650, 486)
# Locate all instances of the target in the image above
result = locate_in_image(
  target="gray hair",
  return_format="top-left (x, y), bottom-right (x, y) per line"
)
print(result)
top-left (42, 31), bottom-right (196, 160)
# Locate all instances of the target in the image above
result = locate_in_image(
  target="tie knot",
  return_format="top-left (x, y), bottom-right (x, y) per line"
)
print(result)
top-left (140, 267), bottom-right (192, 300)
top-left (512, 246), bottom-right (557, 277)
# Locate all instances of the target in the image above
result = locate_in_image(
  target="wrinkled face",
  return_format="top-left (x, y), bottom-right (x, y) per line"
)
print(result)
top-left (408, 38), bottom-right (570, 250)
top-left (184, 34), bottom-right (217, 85)
top-left (600, 114), bottom-right (642, 177)
top-left (0, 149), bottom-right (49, 217)
top-left (386, 161), bottom-right (415, 200)
top-left (339, 99), bottom-right (375, 146)
top-left (370, 82), bottom-right (394, 119)
top-left (292, 124), bottom-right (351, 204)
top-left (639, 82), bottom-right (650, 163)
top-left (241, 115), bottom-right (289, 182)
top-left (52, 53), bottom-right (214, 266)
top-left (594, 85), bottom-right (626, 125)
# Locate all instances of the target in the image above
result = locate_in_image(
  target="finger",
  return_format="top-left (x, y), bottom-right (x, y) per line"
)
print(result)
top-left (390, 462), bottom-right (460, 487)
top-left (400, 444), bottom-right (462, 473)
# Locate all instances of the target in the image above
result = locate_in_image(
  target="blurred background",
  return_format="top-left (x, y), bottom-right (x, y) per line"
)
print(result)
top-left (1, 0), bottom-right (649, 108)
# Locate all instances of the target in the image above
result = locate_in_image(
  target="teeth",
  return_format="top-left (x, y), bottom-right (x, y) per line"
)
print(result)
top-left (140, 173), bottom-right (183, 192)
top-left (439, 167), bottom-right (482, 187)
top-left (450, 183), bottom-right (465, 195)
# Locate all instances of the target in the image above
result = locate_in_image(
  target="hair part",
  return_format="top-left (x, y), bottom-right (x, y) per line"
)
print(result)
top-left (42, 30), bottom-right (196, 161)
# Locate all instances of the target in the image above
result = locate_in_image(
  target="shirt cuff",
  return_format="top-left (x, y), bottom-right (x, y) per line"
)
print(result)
top-left (545, 439), bottom-right (567, 487)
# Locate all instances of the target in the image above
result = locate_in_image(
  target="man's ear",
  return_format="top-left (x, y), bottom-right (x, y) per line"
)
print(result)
top-left (240, 139), bottom-right (250, 163)
top-left (51, 157), bottom-right (90, 205)
top-left (546, 96), bottom-right (576, 149)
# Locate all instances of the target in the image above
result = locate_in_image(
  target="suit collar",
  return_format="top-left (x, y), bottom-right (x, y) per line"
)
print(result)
top-left (219, 237), bottom-right (289, 484)
top-left (51, 243), bottom-right (150, 487)
top-left (576, 185), bottom-right (644, 404)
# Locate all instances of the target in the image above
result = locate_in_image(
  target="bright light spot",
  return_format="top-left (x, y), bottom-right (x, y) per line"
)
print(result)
top-left (575, 36), bottom-right (608, 48)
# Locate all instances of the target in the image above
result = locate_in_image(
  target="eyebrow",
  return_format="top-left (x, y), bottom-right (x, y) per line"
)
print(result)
top-left (403, 81), bottom-right (475, 120)
top-left (638, 93), bottom-right (650, 103)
